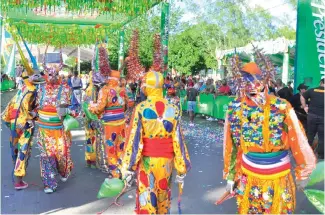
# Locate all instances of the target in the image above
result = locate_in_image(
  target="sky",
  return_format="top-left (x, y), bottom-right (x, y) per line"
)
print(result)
top-left (176, 0), bottom-right (297, 29)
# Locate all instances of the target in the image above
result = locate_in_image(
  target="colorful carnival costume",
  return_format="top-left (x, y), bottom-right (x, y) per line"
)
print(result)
top-left (121, 71), bottom-right (191, 214)
top-left (223, 62), bottom-right (316, 214)
top-left (36, 52), bottom-right (74, 193)
top-left (83, 71), bottom-right (100, 168)
top-left (2, 70), bottom-right (38, 189)
top-left (125, 83), bottom-right (135, 125)
top-left (89, 70), bottom-right (127, 177)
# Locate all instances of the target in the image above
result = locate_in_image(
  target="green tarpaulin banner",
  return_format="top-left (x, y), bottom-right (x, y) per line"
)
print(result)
top-left (294, 0), bottom-right (325, 92)
top-left (179, 90), bottom-right (235, 120)
top-left (0, 80), bottom-right (15, 91)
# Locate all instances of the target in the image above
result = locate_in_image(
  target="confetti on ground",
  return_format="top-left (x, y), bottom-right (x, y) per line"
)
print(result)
top-left (181, 116), bottom-right (224, 160)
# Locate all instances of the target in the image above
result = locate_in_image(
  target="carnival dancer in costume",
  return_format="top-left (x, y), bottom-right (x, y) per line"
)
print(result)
top-left (2, 68), bottom-right (40, 190)
top-left (36, 47), bottom-right (75, 194)
top-left (122, 78), bottom-right (136, 125)
top-left (121, 71), bottom-right (191, 214)
top-left (83, 71), bottom-right (102, 168)
top-left (223, 60), bottom-right (316, 214)
top-left (88, 45), bottom-right (127, 177)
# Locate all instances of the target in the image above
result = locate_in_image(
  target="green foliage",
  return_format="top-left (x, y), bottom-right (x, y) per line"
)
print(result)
top-left (276, 26), bottom-right (296, 40)
top-left (106, 0), bottom-right (297, 76)
top-left (64, 56), bottom-right (76, 68)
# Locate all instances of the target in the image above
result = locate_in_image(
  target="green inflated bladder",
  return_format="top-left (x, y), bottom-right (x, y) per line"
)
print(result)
top-left (97, 178), bottom-right (125, 199)
top-left (82, 102), bottom-right (98, 121)
top-left (63, 114), bottom-right (79, 131)
top-left (307, 161), bottom-right (324, 187)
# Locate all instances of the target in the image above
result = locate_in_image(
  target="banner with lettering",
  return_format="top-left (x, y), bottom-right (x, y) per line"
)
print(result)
top-left (294, 0), bottom-right (324, 91)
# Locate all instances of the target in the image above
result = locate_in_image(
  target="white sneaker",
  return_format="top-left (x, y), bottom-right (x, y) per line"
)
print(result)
top-left (207, 117), bottom-right (213, 121)
top-left (189, 123), bottom-right (194, 127)
top-left (44, 187), bottom-right (54, 194)
top-left (60, 176), bottom-right (68, 182)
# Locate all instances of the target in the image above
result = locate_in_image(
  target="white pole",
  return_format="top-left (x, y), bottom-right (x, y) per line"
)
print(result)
top-left (282, 52), bottom-right (289, 85)
top-left (77, 46), bottom-right (80, 75)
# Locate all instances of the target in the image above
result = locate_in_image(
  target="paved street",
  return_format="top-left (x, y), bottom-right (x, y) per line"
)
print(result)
top-left (0, 90), bottom-right (323, 214)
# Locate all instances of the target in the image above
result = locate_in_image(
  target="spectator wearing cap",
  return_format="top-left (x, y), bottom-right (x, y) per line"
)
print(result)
top-left (301, 78), bottom-right (325, 159)
top-left (289, 83), bottom-right (309, 130)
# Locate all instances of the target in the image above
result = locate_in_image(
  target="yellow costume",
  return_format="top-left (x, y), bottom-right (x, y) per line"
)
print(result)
top-left (2, 73), bottom-right (36, 179)
top-left (223, 62), bottom-right (316, 214)
top-left (89, 70), bottom-right (127, 177)
top-left (121, 71), bottom-right (191, 214)
top-left (83, 72), bottom-right (100, 167)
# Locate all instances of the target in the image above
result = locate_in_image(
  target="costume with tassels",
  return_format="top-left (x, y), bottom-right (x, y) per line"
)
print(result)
top-left (121, 71), bottom-right (191, 214)
top-left (83, 44), bottom-right (108, 168)
top-left (83, 71), bottom-right (100, 168)
top-left (223, 54), bottom-right (316, 214)
top-left (1, 35), bottom-right (45, 189)
top-left (2, 68), bottom-right (38, 189)
top-left (88, 44), bottom-right (127, 177)
top-left (35, 46), bottom-right (74, 193)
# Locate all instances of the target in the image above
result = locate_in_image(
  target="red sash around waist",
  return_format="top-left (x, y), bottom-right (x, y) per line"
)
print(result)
top-left (142, 138), bottom-right (174, 158)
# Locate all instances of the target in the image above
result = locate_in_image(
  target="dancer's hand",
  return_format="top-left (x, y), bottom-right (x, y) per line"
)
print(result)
top-left (26, 120), bottom-right (35, 128)
top-left (296, 179), bottom-right (309, 191)
top-left (122, 171), bottom-right (135, 187)
top-left (175, 174), bottom-right (186, 184)
top-left (226, 180), bottom-right (235, 193)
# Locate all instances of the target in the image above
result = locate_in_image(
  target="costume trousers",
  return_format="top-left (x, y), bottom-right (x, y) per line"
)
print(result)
top-left (37, 127), bottom-right (73, 190)
top-left (10, 126), bottom-right (34, 177)
top-left (84, 119), bottom-right (97, 164)
top-left (135, 157), bottom-right (173, 214)
top-left (103, 119), bottom-right (125, 178)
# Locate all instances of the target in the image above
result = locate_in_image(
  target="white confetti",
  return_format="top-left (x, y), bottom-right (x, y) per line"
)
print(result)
top-left (4, 196), bottom-right (9, 198)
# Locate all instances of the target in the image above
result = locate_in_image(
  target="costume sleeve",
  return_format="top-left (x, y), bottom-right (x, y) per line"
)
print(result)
top-left (223, 108), bottom-right (238, 181)
top-left (284, 103), bottom-right (316, 180)
top-left (121, 106), bottom-right (143, 172)
top-left (173, 120), bottom-right (191, 175)
top-left (21, 92), bottom-right (35, 121)
top-left (2, 94), bottom-right (16, 126)
top-left (89, 86), bottom-right (108, 115)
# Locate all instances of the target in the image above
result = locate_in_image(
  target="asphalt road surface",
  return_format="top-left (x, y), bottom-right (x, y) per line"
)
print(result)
top-left (1, 90), bottom-right (323, 214)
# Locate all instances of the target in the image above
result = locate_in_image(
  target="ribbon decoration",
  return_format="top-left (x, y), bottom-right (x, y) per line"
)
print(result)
top-left (13, 34), bottom-right (34, 76)
top-left (178, 182), bottom-right (184, 214)
top-left (17, 28), bottom-right (39, 71)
